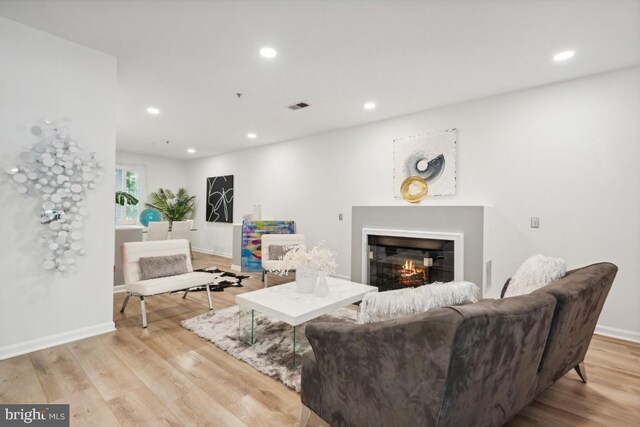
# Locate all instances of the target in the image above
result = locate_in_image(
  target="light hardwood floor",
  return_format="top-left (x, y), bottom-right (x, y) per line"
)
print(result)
top-left (1, 252), bottom-right (639, 426)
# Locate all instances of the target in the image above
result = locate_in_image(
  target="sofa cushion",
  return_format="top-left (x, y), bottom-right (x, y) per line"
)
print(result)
top-left (304, 307), bottom-right (464, 427)
top-left (438, 294), bottom-right (557, 426)
top-left (358, 281), bottom-right (479, 324)
top-left (503, 254), bottom-right (566, 297)
top-left (139, 254), bottom-right (189, 280)
top-left (123, 240), bottom-right (193, 284)
top-left (268, 244), bottom-right (299, 260)
top-left (126, 271), bottom-right (215, 296)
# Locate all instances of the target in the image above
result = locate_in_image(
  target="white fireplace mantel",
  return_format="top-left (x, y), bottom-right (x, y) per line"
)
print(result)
top-left (361, 228), bottom-right (464, 285)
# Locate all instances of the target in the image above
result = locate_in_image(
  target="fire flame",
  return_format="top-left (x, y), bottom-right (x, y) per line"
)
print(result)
top-left (402, 259), bottom-right (416, 275)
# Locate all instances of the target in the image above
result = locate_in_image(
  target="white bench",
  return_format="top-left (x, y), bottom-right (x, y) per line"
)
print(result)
top-left (121, 239), bottom-right (214, 328)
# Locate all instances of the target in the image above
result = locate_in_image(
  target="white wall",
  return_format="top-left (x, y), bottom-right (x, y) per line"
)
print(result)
top-left (116, 150), bottom-right (188, 208)
top-left (0, 17), bottom-right (117, 359)
top-left (187, 67), bottom-right (640, 339)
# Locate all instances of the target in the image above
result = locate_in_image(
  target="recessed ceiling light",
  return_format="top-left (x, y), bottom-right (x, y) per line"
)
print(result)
top-left (187, 148), bottom-right (196, 154)
top-left (259, 47), bottom-right (277, 58)
top-left (146, 106), bottom-right (160, 115)
top-left (553, 50), bottom-right (575, 62)
top-left (363, 102), bottom-right (376, 110)
top-left (247, 133), bottom-right (257, 139)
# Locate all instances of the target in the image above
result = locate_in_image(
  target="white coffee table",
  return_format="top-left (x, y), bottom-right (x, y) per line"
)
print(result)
top-left (236, 277), bottom-right (377, 368)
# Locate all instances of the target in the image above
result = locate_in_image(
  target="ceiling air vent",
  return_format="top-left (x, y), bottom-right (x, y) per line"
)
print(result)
top-left (288, 102), bottom-right (310, 110)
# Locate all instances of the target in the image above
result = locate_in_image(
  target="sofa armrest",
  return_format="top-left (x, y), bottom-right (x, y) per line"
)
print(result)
top-left (303, 307), bottom-right (462, 427)
top-left (301, 350), bottom-right (322, 411)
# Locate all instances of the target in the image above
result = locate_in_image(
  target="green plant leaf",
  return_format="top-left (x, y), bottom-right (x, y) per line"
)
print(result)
top-left (145, 188), bottom-right (196, 222)
top-left (115, 191), bottom-right (139, 206)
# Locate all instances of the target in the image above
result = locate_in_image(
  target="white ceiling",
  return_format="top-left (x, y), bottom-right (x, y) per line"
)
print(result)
top-left (1, 0), bottom-right (639, 159)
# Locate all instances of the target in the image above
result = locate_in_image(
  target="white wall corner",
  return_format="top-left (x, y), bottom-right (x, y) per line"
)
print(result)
top-left (192, 247), bottom-right (233, 258)
top-left (0, 322), bottom-right (116, 361)
top-left (595, 324), bottom-right (640, 344)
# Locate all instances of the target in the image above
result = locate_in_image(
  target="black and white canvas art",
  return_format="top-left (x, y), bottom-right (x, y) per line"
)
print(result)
top-left (393, 129), bottom-right (457, 197)
top-left (206, 175), bottom-right (234, 223)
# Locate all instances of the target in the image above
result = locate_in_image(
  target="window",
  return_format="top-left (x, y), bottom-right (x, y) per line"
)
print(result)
top-left (115, 164), bottom-right (146, 225)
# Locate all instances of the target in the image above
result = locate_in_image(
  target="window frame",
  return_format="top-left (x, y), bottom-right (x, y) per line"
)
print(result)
top-left (115, 163), bottom-right (147, 226)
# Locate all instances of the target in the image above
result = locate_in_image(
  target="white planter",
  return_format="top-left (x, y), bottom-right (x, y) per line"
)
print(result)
top-left (296, 265), bottom-right (317, 293)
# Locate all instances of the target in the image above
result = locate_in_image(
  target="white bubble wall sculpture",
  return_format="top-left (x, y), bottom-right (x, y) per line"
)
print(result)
top-left (6, 120), bottom-right (103, 272)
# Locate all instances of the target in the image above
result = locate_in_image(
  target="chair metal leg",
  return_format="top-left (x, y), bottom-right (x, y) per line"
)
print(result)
top-left (182, 289), bottom-right (189, 299)
top-left (299, 404), bottom-right (311, 427)
top-left (120, 293), bottom-right (131, 313)
top-left (140, 296), bottom-right (148, 328)
top-left (575, 362), bottom-right (587, 383)
top-left (264, 271), bottom-right (269, 288)
top-left (206, 284), bottom-right (213, 310)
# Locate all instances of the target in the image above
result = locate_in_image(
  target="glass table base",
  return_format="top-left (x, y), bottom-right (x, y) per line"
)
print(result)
top-left (238, 306), bottom-right (307, 370)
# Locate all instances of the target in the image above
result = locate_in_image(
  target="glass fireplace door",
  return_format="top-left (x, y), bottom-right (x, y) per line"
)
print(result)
top-left (367, 235), bottom-right (454, 292)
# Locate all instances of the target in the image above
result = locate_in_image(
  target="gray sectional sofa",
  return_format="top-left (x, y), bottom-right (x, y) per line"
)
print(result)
top-left (301, 262), bottom-right (617, 427)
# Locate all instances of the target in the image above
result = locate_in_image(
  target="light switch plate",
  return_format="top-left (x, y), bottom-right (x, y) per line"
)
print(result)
top-left (338, 213), bottom-right (343, 221)
top-left (531, 217), bottom-right (540, 228)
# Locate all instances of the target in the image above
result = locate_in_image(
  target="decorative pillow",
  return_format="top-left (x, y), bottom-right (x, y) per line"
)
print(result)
top-left (139, 254), bottom-right (188, 281)
top-left (268, 244), bottom-right (299, 260)
top-left (358, 281), bottom-right (479, 324)
top-left (502, 254), bottom-right (566, 297)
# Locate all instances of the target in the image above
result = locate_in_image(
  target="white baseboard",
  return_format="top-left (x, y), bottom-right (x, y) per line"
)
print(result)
top-left (594, 324), bottom-right (640, 344)
top-left (230, 265), bottom-right (241, 271)
top-left (113, 285), bottom-right (126, 293)
top-left (0, 321), bottom-right (116, 361)
top-left (192, 247), bottom-right (232, 258)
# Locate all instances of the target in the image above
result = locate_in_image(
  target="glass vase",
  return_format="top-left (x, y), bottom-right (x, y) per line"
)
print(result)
top-left (296, 264), bottom-right (317, 293)
top-left (316, 271), bottom-right (329, 296)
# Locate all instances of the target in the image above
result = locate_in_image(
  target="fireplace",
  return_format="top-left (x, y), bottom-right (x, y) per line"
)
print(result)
top-left (362, 229), bottom-right (463, 292)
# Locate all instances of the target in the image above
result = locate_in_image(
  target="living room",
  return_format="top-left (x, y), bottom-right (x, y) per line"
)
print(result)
top-left (1, 1), bottom-right (639, 426)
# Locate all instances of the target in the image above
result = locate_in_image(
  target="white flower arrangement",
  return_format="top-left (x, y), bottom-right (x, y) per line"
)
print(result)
top-left (308, 242), bottom-right (338, 275)
top-left (273, 242), bottom-right (337, 276)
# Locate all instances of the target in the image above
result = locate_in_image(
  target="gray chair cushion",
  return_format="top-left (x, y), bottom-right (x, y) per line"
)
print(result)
top-left (268, 244), bottom-right (299, 260)
top-left (139, 254), bottom-right (188, 280)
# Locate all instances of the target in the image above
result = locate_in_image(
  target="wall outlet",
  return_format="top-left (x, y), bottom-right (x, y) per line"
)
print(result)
top-left (531, 217), bottom-right (540, 228)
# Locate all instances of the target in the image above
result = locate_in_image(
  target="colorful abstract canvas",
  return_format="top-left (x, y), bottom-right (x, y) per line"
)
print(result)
top-left (241, 220), bottom-right (296, 271)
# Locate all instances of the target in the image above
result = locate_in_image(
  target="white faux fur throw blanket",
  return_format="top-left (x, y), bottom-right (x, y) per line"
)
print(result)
top-left (503, 254), bottom-right (566, 297)
top-left (359, 281), bottom-right (480, 324)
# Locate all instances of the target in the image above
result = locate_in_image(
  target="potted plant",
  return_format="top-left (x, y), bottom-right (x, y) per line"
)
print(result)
top-left (145, 188), bottom-right (196, 226)
top-left (115, 191), bottom-right (139, 225)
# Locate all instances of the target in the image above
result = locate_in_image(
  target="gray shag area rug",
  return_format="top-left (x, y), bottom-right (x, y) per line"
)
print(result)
top-left (181, 305), bottom-right (356, 392)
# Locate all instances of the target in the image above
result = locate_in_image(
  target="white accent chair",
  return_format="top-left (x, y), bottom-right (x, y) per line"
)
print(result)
top-left (147, 221), bottom-right (169, 241)
top-left (170, 220), bottom-right (193, 256)
top-left (120, 239), bottom-right (215, 328)
top-left (170, 220), bottom-right (192, 241)
top-left (261, 234), bottom-right (306, 288)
